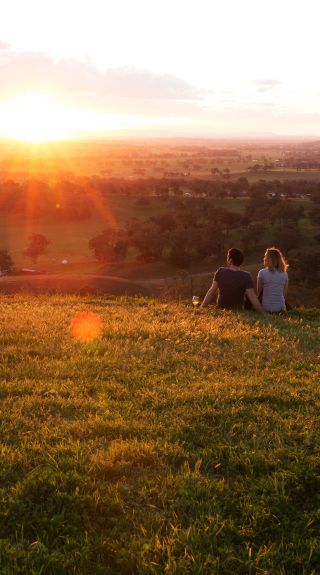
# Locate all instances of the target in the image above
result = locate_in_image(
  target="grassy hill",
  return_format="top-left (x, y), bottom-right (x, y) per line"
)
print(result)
top-left (0, 295), bottom-right (319, 574)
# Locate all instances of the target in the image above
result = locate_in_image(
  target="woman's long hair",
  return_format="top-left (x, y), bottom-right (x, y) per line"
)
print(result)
top-left (265, 247), bottom-right (289, 272)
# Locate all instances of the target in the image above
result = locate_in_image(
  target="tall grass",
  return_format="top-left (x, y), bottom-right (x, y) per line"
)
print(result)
top-left (0, 295), bottom-right (319, 574)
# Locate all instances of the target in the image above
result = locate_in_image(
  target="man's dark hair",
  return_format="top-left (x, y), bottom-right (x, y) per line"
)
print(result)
top-left (227, 247), bottom-right (244, 266)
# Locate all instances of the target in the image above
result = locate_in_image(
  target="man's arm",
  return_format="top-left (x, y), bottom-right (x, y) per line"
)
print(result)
top-left (245, 288), bottom-right (265, 314)
top-left (200, 280), bottom-right (219, 309)
top-left (257, 276), bottom-right (263, 298)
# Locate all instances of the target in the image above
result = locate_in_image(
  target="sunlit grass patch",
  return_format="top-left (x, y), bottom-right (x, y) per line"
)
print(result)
top-left (0, 295), bottom-right (319, 573)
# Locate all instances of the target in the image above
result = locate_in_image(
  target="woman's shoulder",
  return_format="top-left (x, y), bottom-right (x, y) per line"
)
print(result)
top-left (257, 267), bottom-right (268, 277)
top-left (275, 270), bottom-right (288, 278)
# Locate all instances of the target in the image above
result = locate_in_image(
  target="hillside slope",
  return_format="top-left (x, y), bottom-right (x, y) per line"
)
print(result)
top-left (0, 296), bottom-right (319, 574)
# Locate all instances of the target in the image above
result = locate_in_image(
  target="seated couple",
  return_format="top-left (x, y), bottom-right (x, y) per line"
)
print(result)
top-left (199, 247), bottom-right (288, 314)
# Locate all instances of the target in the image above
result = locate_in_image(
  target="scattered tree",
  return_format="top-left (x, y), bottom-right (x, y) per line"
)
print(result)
top-left (23, 234), bottom-right (50, 264)
top-left (290, 248), bottom-right (320, 286)
top-left (89, 229), bottom-right (128, 263)
top-left (240, 223), bottom-right (265, 253)
top-left (272, 224), bottom-right (301, 252)
top-left (309, 206), bottom-right (320, 226)
top-left (0, 249), bottom-right (14, 273)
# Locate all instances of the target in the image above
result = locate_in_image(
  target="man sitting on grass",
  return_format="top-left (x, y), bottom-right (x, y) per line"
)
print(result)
top-left (199, 247), bottom-right (264, 313)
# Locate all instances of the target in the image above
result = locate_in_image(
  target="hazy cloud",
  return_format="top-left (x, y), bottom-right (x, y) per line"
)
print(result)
top-left (194, 104), bottom-right (320, 137)
top-left (231, 101), bottom-right (276, 110)
top-left (0, 41), bottom-right (10, 50)
top-left (0, 45), bottom-right (201, 115)
top-left (252, 79), bottom-right (282, 93)
top-left (1, 44), bottom-right (317, 137)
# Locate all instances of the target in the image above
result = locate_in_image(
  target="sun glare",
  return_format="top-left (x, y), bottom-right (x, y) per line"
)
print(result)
top-left (0, 92), bottom-right (163, 142)
top-left (70, 311), bottom-right (102, 342)
top-left (0, 92), bottom-right (75, 142)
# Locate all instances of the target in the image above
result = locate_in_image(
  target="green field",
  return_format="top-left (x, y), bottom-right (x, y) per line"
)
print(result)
top-left (0, 195), bottom-right (312, 271)
top-left (0, 295), bottom-right (319, 574)
top-left (233, 170), bottom-right (320, 183)
top-left (2, 196), bottom-right (250, 271)
top-left (0, 196), bottom-right (172, 270)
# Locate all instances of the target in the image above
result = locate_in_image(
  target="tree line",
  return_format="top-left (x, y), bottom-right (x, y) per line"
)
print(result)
top-left (0, 175), bottom-right (320, 222)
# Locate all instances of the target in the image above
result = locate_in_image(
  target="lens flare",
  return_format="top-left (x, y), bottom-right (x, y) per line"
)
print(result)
top-left (70, 311), bottom-right (102, 342)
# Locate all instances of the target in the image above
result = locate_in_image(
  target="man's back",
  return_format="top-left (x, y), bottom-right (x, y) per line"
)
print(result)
top-left (214, 267), bottom-right (254, 309)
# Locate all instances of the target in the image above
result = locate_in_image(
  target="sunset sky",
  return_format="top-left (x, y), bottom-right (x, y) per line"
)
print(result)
top-left (1, 0), bottom-right (320, 140)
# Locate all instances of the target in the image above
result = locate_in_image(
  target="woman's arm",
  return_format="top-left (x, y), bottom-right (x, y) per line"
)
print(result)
top-left (257, 276), bottom-right (263, 298)
top-left (283, 279), bottom-right (288, 298)
top-left (245, 288), bottom-right (265, 314)
top-left (200, 280), bottom-right (219, 309)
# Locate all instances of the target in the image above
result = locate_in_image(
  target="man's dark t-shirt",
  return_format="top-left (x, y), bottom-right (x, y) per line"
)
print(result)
top-left (213, 267), bottom-right (254, 309)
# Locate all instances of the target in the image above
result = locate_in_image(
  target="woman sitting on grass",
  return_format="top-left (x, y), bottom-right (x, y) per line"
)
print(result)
top-left (257, 247), bottom-right (289, 314)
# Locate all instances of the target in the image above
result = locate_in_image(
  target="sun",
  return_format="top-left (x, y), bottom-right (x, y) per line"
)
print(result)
top-left (0, 91), bottom-right (170, 142)
top-left (0, 92), bottom-right (75, 142)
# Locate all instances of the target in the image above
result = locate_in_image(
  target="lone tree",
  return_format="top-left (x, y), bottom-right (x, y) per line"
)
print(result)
top-left (23, 234), bottom-right (50, 264)
top-left (0, 249), bottom-right (14, 273)
top-left (89, 229), bottom-right (128, 263)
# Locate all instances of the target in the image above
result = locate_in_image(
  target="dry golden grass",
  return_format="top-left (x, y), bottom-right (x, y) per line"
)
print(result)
top-left (0, 295), bottom-right (319, 574)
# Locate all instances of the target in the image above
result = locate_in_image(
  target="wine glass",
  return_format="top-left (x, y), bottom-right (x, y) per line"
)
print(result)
top-left (192, 296), bottom-right (200, 307)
